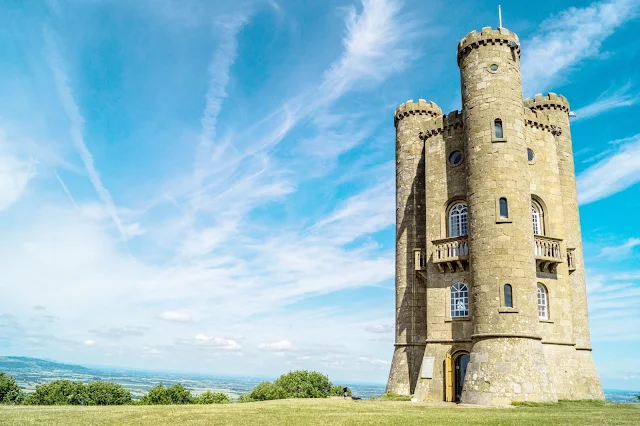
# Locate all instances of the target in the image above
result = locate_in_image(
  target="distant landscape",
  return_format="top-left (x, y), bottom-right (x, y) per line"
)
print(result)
top-left (1, 356), bottom-right (637, 403)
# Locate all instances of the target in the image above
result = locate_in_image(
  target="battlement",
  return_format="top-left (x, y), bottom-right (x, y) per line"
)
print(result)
top-left (457, 27), bottom-right (520, 66)
top-left (419, 110), bottom-right (464, 140)
top-left (524, 108), bottom-right (562, 135)
top-left (394, 99), bottom-right (442, 127)
top-left (524, 92), bottom-right (570, 113)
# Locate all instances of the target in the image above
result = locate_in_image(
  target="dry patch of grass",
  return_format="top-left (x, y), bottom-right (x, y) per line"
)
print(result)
top-left (0, 398), bottom-right (638, 426)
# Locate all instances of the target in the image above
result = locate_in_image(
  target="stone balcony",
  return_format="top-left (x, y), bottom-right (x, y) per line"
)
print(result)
top-left (432, 236), bottom-right (469, 273)
top-left (567, 248), bottom-right (576, 272)
top-left (534, 235), bottom-right (563, 272)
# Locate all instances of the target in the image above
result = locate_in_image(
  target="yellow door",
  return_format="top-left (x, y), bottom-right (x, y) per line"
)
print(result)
top-left (445, 353), bottom-right (453, 402)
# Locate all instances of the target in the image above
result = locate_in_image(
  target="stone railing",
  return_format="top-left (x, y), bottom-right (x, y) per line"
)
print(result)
top-left (414, 249), bottom-right (428, 271)
top-left (534, 236), bottom-right (563, 272)
top-left (432, 236), bottom-right (469, 273)
top-left (567, 248), bottom-right (576, 272)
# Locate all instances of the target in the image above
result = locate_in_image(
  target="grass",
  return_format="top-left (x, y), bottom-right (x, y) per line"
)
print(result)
top-left (0, 399), bottom-right (638, 425)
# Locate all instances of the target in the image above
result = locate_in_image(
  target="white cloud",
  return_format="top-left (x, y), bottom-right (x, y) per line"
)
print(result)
top-left (574, 83), bottom-right (640, 120)
top-left (258, 340), bottom-right (294, 351)
top-left (521, 0), bottom-right (640, 94)
top-left (192, 334), bottom-right (241, 351)
top-left (577, 133), bottom-right (640, 204)
top-left (157, 311), bottom-right (192, 323)
top-left (598, 238), bottom-right (640, 259)
top-left (43, 26), bottom-right (127, 240)
top-left (365, 324), bottom-right (393, 334)
top-left (0, 155), bottom-right (35, 211)
top-left (83, 339), bottom-right (96, 346)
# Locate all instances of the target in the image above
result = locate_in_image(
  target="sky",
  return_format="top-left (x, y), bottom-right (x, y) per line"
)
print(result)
top-left (0, 0), bottom-right (639, 390)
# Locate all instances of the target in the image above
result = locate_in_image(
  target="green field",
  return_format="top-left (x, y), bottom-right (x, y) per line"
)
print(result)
top-left (0, 399), bottom-right (638, 426)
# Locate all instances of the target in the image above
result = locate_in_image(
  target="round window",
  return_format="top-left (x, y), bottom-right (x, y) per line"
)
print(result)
top-left (449, 151), bottom-right (463, 166)
top-left (489, 64), bottom-right (499, 72)
top-left (527, 148), bottom-right (535, 162)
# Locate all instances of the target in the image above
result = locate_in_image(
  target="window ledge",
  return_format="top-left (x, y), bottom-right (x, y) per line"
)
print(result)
top-left (498, 308), bottom-right (518, 313)
top-left (492, 137), bottom-right (507, 143)
top-left (496, 217), bottom-right (512, 223)
top-left (445, 317), bottom-right (471, 323)
top-left (539, 319), bottom-right (554, 324)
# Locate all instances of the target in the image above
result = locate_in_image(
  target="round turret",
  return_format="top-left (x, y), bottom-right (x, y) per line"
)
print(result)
top-left (457, 27), bottom-right (557, 405)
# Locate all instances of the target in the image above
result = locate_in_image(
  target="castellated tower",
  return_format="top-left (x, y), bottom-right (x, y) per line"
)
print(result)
top-left (386, 27), bottom-right (604, 405)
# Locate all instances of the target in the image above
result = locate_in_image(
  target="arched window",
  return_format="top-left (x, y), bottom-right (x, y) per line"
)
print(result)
top-left (532, 202), bottom-right (543, 235)
top-left (504, 284), bottom-right (513, 308)
top-left (499, 198), bottom-right (508, 218)
top-left (448, 202), bottom-right (468, 237)
top-left (494, 119), bottom-right (503, 138)
top-left (537, 284), bottom-right (549, 320)
top-left (450, 283), bottom-right (469, 318)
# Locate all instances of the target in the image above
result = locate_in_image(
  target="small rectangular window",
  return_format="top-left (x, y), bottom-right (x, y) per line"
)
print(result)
top-left (494, 119), bottom-right (503, 139)
top-left (504, 284), bottom-right (513, 308)
top-left (499, 198), bottom-right (508, 218)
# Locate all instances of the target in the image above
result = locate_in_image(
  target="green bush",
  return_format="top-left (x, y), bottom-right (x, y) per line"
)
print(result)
top-left (0, 372), bottom-right (24, 404)
top-left (274, 370), bottom-right (332, 399)
top-left (246, 381), bottom-right (288, 401)
top-left (330, 385), bottom-right (352, 397)
top-left (85, 381), bottom-right (132, 405)
top-left (239, 370), bottom-right (351, 402)
top-left (194, 391), bottom-right (230, 404)
top-left (24, 380), bottom-right (88, 405)
top-left (139, 384), bottom-right (193, 405)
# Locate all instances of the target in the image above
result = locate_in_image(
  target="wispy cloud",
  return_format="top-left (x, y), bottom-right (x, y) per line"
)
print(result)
top-left (258, 340), bottom-right (294, 351)
top-left (598, 238), bottom-right (640, 259)
top-left (43, 27), bottom-right (127, 240)
top-left (157, 311), bottom-right (192, 323)
top-left (587, 271), bottom-right (640, 341)
top-left (522, 0), bottom-right (640, 94)
top-left (0, 154), bottom-right (35, 211)
top-left (577, 133), bottom-right (640, 204)
top-left (574, 82), bottom-right (640, 120)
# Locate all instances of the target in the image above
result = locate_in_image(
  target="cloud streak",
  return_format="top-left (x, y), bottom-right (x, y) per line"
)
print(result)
top-left (521, 0), bottom-right (640, 94)
top-left (43, 27), bottom-right (127, 240)
top-left (574, 83), bottom-right (640, 120)
top-left (577, 133), bottom-right (640, 204)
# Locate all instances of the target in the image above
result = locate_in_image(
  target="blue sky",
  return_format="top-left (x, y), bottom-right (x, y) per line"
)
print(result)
top-left (0, 0), bottom-right (639, 390)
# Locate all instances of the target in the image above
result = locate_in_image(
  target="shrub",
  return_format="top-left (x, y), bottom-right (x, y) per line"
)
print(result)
top-left (139, 383), bottom-right (193, 405)
top-left (85, 381), bottom-right (132, 405)
top-left (274, 370), bottom-right (332, 399)
top-left (194, 391), bottom-right (230, 404)
top-left (246, 381), bottom-right (288, 401)
top-left (24, 380), bottom-right (88, 405)
top-left (0, 372), bottom-right (24, 404)
top-left (330, 385), bottom-right (352, 397)
top-left (239, 370), bottom-right (351, 402)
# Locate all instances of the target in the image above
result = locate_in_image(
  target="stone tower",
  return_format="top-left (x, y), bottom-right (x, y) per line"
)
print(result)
top-left (386, 27), bottom-right (604, 405)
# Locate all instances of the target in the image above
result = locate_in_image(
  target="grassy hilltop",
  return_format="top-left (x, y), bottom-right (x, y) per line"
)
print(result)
top-left (1, 399), bottom-right (639, 426)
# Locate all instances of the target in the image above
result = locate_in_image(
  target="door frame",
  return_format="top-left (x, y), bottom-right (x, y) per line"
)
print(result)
top-left (445, 350), bottom-right (470, 402)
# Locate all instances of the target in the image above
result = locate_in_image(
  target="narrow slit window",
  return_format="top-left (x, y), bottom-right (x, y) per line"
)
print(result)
top-left (494, 119), bottom-right (503, 138)
top-left (499, 198), bottom-right (508, 218)
top-left (504, 284), bottom-right (513, 308)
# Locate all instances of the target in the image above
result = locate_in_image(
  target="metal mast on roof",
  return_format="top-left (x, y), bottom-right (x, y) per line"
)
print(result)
top-left (498, 5), bottom-right (503, 28)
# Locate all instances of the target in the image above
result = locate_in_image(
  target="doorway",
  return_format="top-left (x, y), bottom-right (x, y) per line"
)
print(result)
top-left (454, 352), bottom-right (469, 402)
top-left (445, 351), bottom-right (470, 402)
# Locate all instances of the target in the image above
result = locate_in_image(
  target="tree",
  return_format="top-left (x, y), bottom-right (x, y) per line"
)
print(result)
top-left (274, 370), bottom-right (332, 399)
top-left (24, 380), bottom-right (87, 405)
top-left (194, 391), bottom-right (230, 404)
top-left (85, 381), bottom-right (132, 405)
top-left (0, 372), bottom-right (24, 404)
top-left (139, 383), bottom-right (193, 405)
top-left (246, 381), bottom-right (288, 401)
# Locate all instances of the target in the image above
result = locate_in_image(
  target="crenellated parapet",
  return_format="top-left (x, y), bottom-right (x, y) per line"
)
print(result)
top-left (419, 110), bottom-right (463, 140)
top-left (457, 27), bottom-right (520, 66)
top-left (524, 108), bottom-right (561, 134)
top-left (394, 99), bottom-right (442, 127)
top-left (524, 92), bottom-right (570, 114)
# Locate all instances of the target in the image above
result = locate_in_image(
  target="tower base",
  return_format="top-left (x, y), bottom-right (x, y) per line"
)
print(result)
top-left (461, 337), bottom-right (557, 405)
top-left (386, 345), bottom-right (424, 395)
top-left (542, 344), bottom-right (605, 400)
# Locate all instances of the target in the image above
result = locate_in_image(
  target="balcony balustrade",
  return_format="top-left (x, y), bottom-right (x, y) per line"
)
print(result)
top-left (432, 236), bottom-right (469, 273)
top-left (534, 235), bottom-right (563, 272)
